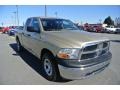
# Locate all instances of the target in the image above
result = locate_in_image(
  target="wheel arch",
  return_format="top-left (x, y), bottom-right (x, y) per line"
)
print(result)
top-left (40, 48), bottom-right (60, 81)
top-left (40, 48), bottom-right (56, 60)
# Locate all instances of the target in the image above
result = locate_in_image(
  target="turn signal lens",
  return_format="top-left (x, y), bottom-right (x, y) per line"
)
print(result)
top-left (57, 53), bottom-right (70, 59)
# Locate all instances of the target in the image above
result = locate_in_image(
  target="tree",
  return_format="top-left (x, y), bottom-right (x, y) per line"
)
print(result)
top-left (115, 17), bottom-right (120, 27)
top-left (104, 16), bottom-right (114, 26)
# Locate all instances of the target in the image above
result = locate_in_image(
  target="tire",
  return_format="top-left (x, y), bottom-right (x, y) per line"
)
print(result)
top-left (41, 52), bottom-right (60, 81)
top-left (16, 38), bottom-right (23, 52)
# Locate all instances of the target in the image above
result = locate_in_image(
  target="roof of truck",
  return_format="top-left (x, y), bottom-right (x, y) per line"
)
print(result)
top-left (28, 16), bottom-right (64, 20)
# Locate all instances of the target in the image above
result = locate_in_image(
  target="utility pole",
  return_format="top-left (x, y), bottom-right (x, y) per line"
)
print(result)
top-left (1, 22), bottom-right (3, 27)
top-left (55, 12), bottom-right (58, 17)
top-left (11, 15), bottom-right (14, 26)
top-left (12, 11), bottom-right (16, 26)
top-left (99, 19), bottom-right (102, 24)
top-left (115, 17), bottom-right (118, 26)
top-left (16, 5), bottom-right (19, 26)
top-left (45, 5), bottom-right (47, 17)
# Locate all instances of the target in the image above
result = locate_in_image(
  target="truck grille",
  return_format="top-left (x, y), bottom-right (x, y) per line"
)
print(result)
top-left (103, 42), bottom-right (108, 48)
top-left (81, 52), bottom-right (97, 60)
top-left (83, 44), bottom-right (97, 52)
top-left (80, 41), bottom-right (109, 60)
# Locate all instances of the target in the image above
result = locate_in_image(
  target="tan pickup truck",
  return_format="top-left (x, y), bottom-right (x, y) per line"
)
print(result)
top-left (15, 17), bottom-right (112, 81)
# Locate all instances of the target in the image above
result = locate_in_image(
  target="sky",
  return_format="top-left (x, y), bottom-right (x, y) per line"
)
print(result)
top-left (0, 5), bottom-right (120, 26)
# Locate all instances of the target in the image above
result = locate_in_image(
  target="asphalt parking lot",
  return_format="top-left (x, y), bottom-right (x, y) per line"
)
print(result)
top-left (0, 32), bottom-right (120, 85)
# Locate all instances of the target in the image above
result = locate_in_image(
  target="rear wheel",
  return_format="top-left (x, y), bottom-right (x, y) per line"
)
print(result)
top-left (16, 38), bottom-right (23, 52)
top-left (41, 52), bottom-right (60, 81)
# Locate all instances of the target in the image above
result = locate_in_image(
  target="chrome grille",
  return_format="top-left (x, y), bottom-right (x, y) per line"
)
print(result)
top-left (81, 52), bottom-right (97, 60)
top-left (83, 44), bottom-right (97, 52)
top-left (80, 41), bottom-right (109, 60)
top-left (100, 49), bottom-right (107, 55)
top-left (103, 42), bottom-right (108, 48)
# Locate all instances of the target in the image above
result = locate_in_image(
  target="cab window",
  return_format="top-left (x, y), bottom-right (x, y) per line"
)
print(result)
top-left (31, 18), bottom-right (40, 33)
top-left (26, 18), bottom-right (31, 27)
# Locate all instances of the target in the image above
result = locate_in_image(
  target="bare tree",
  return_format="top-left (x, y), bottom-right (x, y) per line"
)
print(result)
top-left (115, 17), bottom-right (120, 27)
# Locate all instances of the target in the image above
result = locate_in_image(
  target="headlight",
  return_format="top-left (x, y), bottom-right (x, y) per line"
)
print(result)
top-left (57, 48), bottom-right (80, 59)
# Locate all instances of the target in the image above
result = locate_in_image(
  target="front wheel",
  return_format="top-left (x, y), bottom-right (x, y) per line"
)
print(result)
top-left (41, 52), bottom-right (60, 81)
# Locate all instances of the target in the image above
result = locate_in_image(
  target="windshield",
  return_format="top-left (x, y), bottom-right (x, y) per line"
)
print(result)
top-left (41, 19), bottom-right (79, 31)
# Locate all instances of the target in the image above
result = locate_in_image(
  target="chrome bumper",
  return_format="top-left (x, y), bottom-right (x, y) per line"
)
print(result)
top-left (58, 59), bottom-right (111, 80)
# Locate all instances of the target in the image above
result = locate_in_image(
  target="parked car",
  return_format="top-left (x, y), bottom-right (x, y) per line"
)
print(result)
top-left (15, 17), bottom-right (112, 81)
top-left (115, 28), bottom-right (120, 33)
top-left (8, 26), bottom-right (23, 36)
top-left (84, 23), bottom-right (93, 32)
top-left (92, 25), bottom-right (103, 33)
top-left (2, 27), bottom-right (10, 33)
top-left (8, 29), bottom-right (15, 36)
top-left (105, 26), bottom-right (120, 34)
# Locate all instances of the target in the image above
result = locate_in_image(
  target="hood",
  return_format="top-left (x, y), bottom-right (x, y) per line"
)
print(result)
top-left (42, 30), bottom-right (108, 48)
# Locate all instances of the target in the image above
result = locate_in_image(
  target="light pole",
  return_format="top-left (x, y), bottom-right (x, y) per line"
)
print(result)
top-left (1, 22), bottom-right (3, 27)
top-left (11, 15), bottom-right (14, 26)
top-left (55, 12), bottom-right (58, 17)
top-left (99, 19), bottom-right (102, 24)
top-left (16, 5), bottom-right (19, 26)
top-left (13, 11), bottom-right (16, 26)
top-left (45, 5), bottom-right (47, 17)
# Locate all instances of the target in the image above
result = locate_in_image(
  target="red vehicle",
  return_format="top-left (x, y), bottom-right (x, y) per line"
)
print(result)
top-left (84, 23), bottom-right (103, 33)
top-left (92, 24), bottom-right (103, 33)
top-left (84, 23), bottom-right (93, 32)
top-left (2, 27), bottom-right (10, 33)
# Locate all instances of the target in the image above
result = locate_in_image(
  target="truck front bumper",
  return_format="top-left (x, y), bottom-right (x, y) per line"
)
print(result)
top-left (57, 52), bottom-right (111, 80)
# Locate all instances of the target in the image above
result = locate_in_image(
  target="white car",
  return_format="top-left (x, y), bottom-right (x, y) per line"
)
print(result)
top-left (105, 26), bottom-right (120, 33)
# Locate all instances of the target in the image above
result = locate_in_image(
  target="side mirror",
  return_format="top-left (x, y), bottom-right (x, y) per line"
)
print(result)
top-left (27, 26), bottom-right (35, 32)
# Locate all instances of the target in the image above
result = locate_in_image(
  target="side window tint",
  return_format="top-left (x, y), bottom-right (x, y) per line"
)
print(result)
top-left (26, 18), bottom-right (31, 27)
top-left (31, 18), bottom-right (40, 33)
top-left (62, 20), bottom-right (72, 28)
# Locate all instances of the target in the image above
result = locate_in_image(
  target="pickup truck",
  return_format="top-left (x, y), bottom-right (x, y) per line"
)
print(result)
top-left (105, 26), bottom-right (120, 33)
top-left (15, 17), bottom-right (112, 81)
